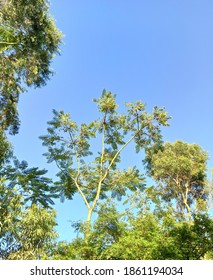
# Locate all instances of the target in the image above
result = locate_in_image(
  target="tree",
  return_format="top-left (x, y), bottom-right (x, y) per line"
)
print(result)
top-left (0, 159), bottom-right (58, 259)
top-left (40, 90), bottom-right (170, 239)
top-left (0, 183), bottom-right (58, 260)
top-left (0, 0), bottom-right (62, 134)
top-left (7, 204), bottom-right (57, 260)
top-left (103, 212), bottom-right (175, 260)
top-left (0, 145), bottom-right (58, 259)
top-left (146, 140), bottom-right (209, 220)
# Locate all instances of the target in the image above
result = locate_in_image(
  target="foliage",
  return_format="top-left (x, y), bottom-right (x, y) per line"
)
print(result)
top-left (0, 177), bottom-right (22, 259)
top-left (0, 195), bottom-right (58, 260)
top-left (145, 140), bottom-right (209, 220)
top-left (40, 90), bottom-right (170, 237)
top-left (0, 129), bottom-right (11, 166)
top-left (0, 195), bottom-right (58, 259)
top-left (7, 204), bottom-right (57, 260)
top-left (108, 212), bottom-right (213, 260)
top-left (0, 153), bottom-right (58, 259)
top-left (52, 205), bottom-right (213, 260)
top-left (0, 0), bottom-right (62, 133)
top-left (51, 200), bottom-right (126, 260)
top-left (168, 213), bottom-right (213, 260)
top-left (0, 24), bottom-right (16, 53)
top-left (1, 158), bottom-right (57, 208)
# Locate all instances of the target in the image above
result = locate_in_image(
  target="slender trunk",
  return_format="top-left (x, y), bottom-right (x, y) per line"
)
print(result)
top-left (185, 199), bottom-right (192, 221)
top-left (82, 122), bottom-right (144, 240)
top-left (85, 185), bottom-right (102, 239)
top-left (85, 207), bottom-right (93, 239)
top-left (181, 184), bottom-right (192, 221)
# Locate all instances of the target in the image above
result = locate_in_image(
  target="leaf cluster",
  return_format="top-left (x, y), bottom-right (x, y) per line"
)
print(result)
top-left (1, 158), bottom-right (56, 208)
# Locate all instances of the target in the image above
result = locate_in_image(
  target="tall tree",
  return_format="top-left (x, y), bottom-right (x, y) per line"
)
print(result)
top-left (40, 90), bottom-right (170, 238)
top-left (146, 140), bottom-right (209, 220)
top-left (0, 0), bottom-right (62, 134)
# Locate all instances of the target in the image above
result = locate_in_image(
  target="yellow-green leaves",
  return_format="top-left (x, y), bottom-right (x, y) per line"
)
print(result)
top-left (6, 204), bottom-right (57, 260)
top-left (93, 89), bottom-right (118, 113)
top-left (0, 25), bottom-right (17, 53)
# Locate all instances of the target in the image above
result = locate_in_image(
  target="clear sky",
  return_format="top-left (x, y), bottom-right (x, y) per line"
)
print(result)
top-left (8, 0), bottom-right (213, 241)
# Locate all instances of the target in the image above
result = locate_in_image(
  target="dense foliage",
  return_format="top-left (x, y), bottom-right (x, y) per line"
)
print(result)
top-left (0, 0), bottom-right (62, 133)
top-left (0, 148), bottom-right (58, 259)
top-left (52, 203), bottom-right (213, 260)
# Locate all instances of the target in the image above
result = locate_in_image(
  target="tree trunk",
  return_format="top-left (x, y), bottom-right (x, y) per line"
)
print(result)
top-left (85, 207), bottom-right (93, 239)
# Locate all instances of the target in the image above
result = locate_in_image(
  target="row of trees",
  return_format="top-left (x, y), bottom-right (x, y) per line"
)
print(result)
top-left (0, 1), bottom-right (212, 259)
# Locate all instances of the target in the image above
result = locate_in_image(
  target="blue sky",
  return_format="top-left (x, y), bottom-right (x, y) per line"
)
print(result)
top-left (8, 0), bottom-right (213, 241)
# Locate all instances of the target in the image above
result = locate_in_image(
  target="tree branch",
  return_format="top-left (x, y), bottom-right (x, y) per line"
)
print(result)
top-left (68, 130), bottom-right (90, 210)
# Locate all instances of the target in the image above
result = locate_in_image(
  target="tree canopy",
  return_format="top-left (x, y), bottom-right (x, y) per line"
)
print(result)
top-left (146, 140), bottom-right (209, 220)
top-left (0, 0), bottom-right (62, 134)
top-left (52, 201), bottom-right (213, 260)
